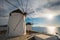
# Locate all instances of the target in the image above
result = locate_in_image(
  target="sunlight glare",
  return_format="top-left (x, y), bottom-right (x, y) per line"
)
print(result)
top-left (47, 26), bottom-right (57, 35)
top-left (45, 14), bottom-right (55, 20)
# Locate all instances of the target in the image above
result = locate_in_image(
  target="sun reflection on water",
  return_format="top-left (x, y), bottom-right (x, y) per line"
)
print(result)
top-left (47, 26), bottom-right (57, 35)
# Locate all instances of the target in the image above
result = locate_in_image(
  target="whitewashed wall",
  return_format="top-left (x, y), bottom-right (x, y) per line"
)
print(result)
top-left (26, 25), bottom-right (32, 30)
top-left (8, 13), bottom-right (26, 37)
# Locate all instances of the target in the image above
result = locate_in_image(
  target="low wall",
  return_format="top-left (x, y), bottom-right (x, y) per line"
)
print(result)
top-left (34, 35), bottom-right (58, 40)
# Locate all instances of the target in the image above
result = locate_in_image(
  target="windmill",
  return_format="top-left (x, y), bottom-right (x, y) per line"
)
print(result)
top-left (5, 0), bottom-right (34, 37)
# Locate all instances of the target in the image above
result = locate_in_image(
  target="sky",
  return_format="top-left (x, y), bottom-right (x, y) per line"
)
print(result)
top-left (0, 0), bottom-right (60, 27)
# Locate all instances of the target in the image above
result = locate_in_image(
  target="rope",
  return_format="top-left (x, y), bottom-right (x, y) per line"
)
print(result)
top-left (20, 0), bottom-right (24, 12)
top-left (25, 0), bottom-right (29, 12)
top-left (17, 0), bottom-right (23, 12)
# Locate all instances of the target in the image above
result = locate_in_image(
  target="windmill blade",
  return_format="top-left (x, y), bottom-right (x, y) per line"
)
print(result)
top-left (16, 0), bottom-right (20, 7)
top-left (25, 0), bottom-right (34, 13)
top-left (25, 0), bottom-right (29, 12)
top-left (25, 7), bottom-right (35, 15)
top-left (27, 10), bottom-right (35, 15)
top-left (16, 0), bottom-right (24, 12)
top-left (5, 0), bottom-right (18, 8)
top-left (20, 0), bottom-right (24, 12)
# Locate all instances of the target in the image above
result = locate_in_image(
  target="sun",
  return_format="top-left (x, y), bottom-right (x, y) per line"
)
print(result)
top-left (45, 14), bottom-right (55, 20)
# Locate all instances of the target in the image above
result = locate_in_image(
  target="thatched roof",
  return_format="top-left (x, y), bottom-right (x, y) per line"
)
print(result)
top-left (26, 22), bottom-right (33, 25)
top-left (10, 9), bottom-right (27, 16)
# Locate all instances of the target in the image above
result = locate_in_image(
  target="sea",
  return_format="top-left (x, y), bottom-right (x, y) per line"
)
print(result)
top-left (32, 27), bottom-right (60, 35)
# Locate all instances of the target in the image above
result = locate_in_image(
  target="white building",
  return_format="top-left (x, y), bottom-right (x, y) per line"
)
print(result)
top-left (26, 22), bottom-right (32, 31)
top-left (8, 9), bottom-right (26, 37)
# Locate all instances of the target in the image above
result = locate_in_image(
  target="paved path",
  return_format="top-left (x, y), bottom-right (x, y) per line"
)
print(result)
top-left (7, 35), bottom-right (33, 40)
top-left (7, 33), bottom-right (52, 40)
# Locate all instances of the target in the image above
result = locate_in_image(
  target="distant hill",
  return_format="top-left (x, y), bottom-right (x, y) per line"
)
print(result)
top-left (0, 25), bottom-right (7, 27)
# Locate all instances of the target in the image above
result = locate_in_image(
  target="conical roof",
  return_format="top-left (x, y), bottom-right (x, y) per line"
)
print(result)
top-left (10, 9), bottom-right (23, 16)
top-left (26, 22), bottom-right (33, 25)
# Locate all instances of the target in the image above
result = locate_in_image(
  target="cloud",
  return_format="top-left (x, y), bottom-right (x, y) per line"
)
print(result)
top-left (0, 0), bottom-right (60, 26)
top-left (27, 9), bottom-right (59, 18)
top-left (0, 0), bottom-right (60, 16)
top-left (0, 17), bottom-right (9, 25)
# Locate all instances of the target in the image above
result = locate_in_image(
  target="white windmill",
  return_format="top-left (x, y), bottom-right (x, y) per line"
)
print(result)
top-left (26, 22), bottom-right (33, 31)
top-left (5, 0), bottom-right (34, 37)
